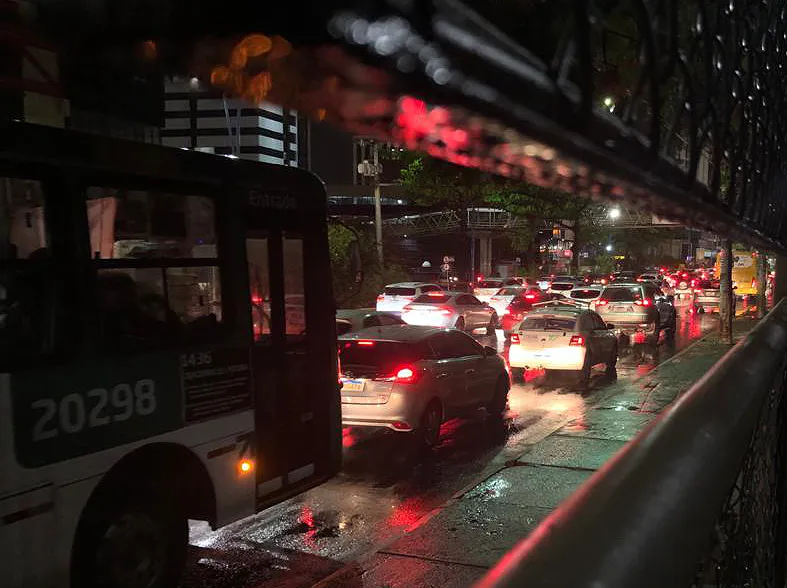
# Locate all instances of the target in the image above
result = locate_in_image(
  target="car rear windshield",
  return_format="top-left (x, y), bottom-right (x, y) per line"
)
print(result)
top-left (414, 293), bottom-right (450, 303)
top-left (477, 280), bottom-right (503, 288)
top-left (520, 316), bottom-right (576, 331)
top-left (571, 289), bottom-right (601, 300)
top-left (602, 287), bottom-right (643, 301)
top-left (339, 341), bottom-right (419, 376)
top-left (550, 282), bottom-right (574, 291)
top-left (639, 275), bottom-right (657, 280)
top-left (497, 287), bottom-right (521, 296)
top-left (384, 286), bottom-right (416, 296)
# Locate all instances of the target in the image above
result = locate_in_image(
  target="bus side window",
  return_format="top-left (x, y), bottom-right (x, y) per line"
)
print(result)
top-left (283, 233), bottom-right (306, 338)
top-left (87, 187), bottom-right (223, 350)
top-left (246, 236), bottom-right (271, 342)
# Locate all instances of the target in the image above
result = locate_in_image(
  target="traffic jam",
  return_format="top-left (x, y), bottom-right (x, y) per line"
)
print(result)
top-left (184, 265), bottom-right (748, 587)
top-left (337, 267), bottom-right (736, 449)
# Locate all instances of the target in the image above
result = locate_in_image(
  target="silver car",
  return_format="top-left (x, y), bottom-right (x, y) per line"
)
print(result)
top-left (567, 286), bottom-right (603, 308)
top-left (376, 282), bottom-right (442, 314)
top-left (594, 283), bottom-right (677, 343)
top-left (339, 325), bottom-right (510, 447)
top-left (401, 291), bottom-right (498, 334)
top-left (336, 308), bottom-right (405, 335)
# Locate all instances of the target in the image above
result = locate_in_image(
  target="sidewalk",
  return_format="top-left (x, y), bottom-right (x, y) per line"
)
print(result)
top-left (315, 318), bottom-right (758, 588)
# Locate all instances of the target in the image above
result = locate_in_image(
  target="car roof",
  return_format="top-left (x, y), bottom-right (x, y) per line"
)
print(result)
top-left (385, 282), bottom-right (439, 288)
top-left (339, 324), bottom-right (446, 342)
top-left (571, 285), bottom-right (603, 290)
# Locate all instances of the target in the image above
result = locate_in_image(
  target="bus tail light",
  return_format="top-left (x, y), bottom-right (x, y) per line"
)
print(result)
top-left (569, 335), bottom-right (585, 346)
top-left (510, 333), bottom-right (520, 344)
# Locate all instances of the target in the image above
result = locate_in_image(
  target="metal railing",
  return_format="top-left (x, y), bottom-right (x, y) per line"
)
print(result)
top-left (477, 300), bottom-right (787, 588)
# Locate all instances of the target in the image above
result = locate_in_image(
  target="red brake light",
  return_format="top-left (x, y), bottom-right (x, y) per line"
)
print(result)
top-left (569, 335), bottom-right (585, 346)
top-left (596, 299), bottom-right (609, 306)
top-left (427, 291), bottom-right (444, 296)
top-left (437, 306), bottom-right (453, 316)
top-left (634, 298), bottom-right (652, 307)
top-left (251, 295), bottom-right (263, 305)
top-left (357, 340), bottom-right (375, 346)
top-left (752, 278), bottom-right (757, 288)
top-left (525, 293), bottom-right (536, 300)
top-left (510, 333), bottom-right (520, 344)
top-left (394, 365), bottom-right (419, 384)
top-left (377, 294), bottom-right (385, 302)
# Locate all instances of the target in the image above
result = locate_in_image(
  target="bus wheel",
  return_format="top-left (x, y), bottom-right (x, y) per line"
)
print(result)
top-left (72, 493), bottom-right (187, 588)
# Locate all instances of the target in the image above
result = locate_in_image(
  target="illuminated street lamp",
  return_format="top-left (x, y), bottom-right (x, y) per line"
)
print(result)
top-left (603, 96), bottom-right (615, 112)
top-left (606, 244), bottom-right (614, 252)
top-left (608, 207), bottom-right (621, 220)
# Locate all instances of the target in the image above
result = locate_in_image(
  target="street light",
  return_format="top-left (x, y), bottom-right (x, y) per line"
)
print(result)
top-left (603, 96), bottom-right (615, 112)
top-left (609, 208), bottom-right (621, 220)
top-left (606, 244), bottom-right (614, 252)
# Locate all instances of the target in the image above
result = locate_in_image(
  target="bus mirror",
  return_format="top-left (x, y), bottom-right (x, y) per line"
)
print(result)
top-left (350, 240), bottom-right (363, 284)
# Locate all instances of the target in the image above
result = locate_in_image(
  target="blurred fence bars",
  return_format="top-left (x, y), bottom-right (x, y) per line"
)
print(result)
top-left (476, 300), bottom-right (787, 588)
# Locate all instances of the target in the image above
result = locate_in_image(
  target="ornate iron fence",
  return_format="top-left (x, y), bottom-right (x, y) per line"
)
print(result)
top-left (476, 301), bottom-right (787, 588)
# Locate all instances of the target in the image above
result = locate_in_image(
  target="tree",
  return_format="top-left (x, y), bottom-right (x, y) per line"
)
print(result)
top-left (486, 185), bottom-right (607, 273)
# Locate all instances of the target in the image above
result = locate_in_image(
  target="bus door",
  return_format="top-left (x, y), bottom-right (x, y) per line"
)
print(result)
top-left (245, 228), bottom-right (316, 505)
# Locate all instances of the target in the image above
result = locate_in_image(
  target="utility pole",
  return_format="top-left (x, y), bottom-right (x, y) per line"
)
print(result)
top-left (719, 239), bottom-right (733, 344)
top-left (357, 139), bottom-right (385, 266)
top-left (373, 142), bottom-right (383, 266)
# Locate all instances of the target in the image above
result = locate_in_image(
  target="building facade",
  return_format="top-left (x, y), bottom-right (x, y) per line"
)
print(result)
top-left (161, 79), bottom-right (301, 166)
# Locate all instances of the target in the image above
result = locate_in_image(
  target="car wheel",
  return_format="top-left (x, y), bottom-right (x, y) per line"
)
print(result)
top-left (605, 345), bottom-right (618, 378)
top-left (71, 491), bottom-right (188, 588)
top-left (578, 353), bottom-right (591, 390)
top-left (455, 317), bottom-right (465, 331)
top-left (415, 401), bottom-right (442, 449)
top-left (486, 314), bottom-right (498, 335)
top-left (487, 376), bottom-right (509, 415)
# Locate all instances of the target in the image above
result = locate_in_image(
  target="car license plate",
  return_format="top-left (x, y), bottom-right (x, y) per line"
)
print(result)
top-left (342, 379), bottom-right (365, 393)
top-left (612, 305), bottom-right (631, 312)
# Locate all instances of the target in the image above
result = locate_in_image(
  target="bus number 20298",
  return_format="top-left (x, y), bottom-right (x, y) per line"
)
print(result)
top-left (31, 379), bottom-right (157, 441)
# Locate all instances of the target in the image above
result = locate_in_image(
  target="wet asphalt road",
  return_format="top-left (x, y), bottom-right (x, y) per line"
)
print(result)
top-left (182, 300), bottom-right (714, 588)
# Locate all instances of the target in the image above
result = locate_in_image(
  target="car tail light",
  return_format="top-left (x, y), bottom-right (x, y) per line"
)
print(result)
top-left (377, 294), bottom-right (385, 302)
top-left (636, 278), bottom-right (644, 282)
top-left (634, 298), bottom-right (653, 307)
top-left (596, 299), bottom-right (609, 306)
top-left (752, 278), bottom-right (757, 289)
top-left (427, 291), bottom-right (444, 297)
top-left (569, 335), bottom-right (585, 346)
top-left (525, 293), bottom-right (536, 300)
top-left (357, 340), bottom-right (375, 346)
top-left (394, 365), bottom-right (420, 384)
top-left (510, 333), bottom-right (520, 344)
top-left (437, 306), bottom-right (453, 316)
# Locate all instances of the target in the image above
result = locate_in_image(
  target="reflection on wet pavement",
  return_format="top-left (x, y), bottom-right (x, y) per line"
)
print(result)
top-left (183, 300), bottom-right (715, 588)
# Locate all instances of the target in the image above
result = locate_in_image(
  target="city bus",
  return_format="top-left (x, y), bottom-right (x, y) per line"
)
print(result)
top-left (0, 122), bottom-right (343, 588)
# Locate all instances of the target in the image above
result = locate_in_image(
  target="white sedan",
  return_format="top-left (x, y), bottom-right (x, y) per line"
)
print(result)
top-left (401, 291), bottom-right (497, 334)
top-left (508, 305), bottom-right (618, 386)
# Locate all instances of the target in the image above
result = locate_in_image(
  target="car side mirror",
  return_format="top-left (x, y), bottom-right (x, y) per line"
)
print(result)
top-left (483, 346), bottom-right (497, 357)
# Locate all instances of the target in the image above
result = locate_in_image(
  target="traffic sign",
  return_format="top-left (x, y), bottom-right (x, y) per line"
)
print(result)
top-left (443, 256), bottom-right (455, 263)
top-left (441, 263), bottom-right (451, 272)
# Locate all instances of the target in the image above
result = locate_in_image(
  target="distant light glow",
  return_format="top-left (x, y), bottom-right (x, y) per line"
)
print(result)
top-left (606, 244), bottom-right (614, 252)
top-left (609, 208), bottom-right (621, 219)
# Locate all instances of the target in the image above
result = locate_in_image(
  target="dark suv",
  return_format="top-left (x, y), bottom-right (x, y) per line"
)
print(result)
top-left (595, 283), bottom-right (677, 343)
